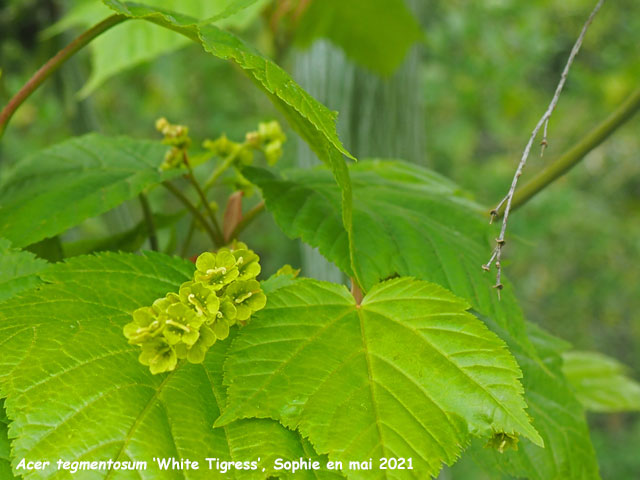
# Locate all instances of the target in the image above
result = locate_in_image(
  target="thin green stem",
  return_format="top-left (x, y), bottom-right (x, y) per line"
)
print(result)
top-left (162, 181), bottom-right (221, 248)
top-left (183, 156), bottom-right (224, 244)
top-left (0, 14), bottom-right (126, 139)
top-left (496, 86), bottom-right (640, 216)
top-left (228, 201), bottom-right (265, 240)
top-left (138, 193), bottom-right (158, 251)
top-left (181, 145), bottom-right (249, 253)
top-left (180, 221), bottom-right (197, 257)
top-left (204, 146), bottom-right (245, 190)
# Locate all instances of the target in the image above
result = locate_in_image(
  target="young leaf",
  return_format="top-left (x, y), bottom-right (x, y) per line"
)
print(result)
top-left (217, 277), bottom-right (542, 479)
top-left (0, 239), bottom-right (48, 302)
top-left (103, 0), bottom-right (357, 276)
top-left (244, 160), bottom-right (536, 356)
top-left (0, 252), bottom-right (332, 479)
top-left (562, 351), bottom-right (640, 412)
top-left (464, 317), bottom-right (601, 480)
top-left (0, 134), bottom-right (181, 248)
top-left (295, 0), bottom-right (423, 76)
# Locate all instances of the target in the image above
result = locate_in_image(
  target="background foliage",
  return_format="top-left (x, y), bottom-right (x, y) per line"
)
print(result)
top-left (1, 0), bottom-right (639, 478)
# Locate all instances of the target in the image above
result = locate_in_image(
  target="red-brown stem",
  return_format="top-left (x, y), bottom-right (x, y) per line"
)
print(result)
top-left (0, 14), bottom-right (126, 139)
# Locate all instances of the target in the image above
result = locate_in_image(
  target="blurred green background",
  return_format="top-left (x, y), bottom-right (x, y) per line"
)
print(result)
top-left (1, 0), bottom-right (639, 477)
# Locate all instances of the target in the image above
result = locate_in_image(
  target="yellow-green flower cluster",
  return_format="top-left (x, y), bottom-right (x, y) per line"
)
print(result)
top-left (124, 243), bottom-right (266, 374)
top-left (256, 120), bottom-right (286, 165)
top-left (155, 117), bottom-right (191, 170)
top-left (203, 120), bottom-right (287, 167)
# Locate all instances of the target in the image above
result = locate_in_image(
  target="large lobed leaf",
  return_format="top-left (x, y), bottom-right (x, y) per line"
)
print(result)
top-left (217, 277), bottom-right (542, 479)
top-left (0, 134), bottom-right (180, 249)
top-left (295, 0), bottom-right (423, 76)
top-left (245, 160), bottom-right (602, 479)
top-left (0, 238), bottom-right (48, 302)
top-left (243, 160), bottom-right (536, 357)
top-left (104, 1), bottom-right (356, 272)
top-left (562, 350), bottom-right (640, 413)
top-left (0, 252), bottom-right (337, 479)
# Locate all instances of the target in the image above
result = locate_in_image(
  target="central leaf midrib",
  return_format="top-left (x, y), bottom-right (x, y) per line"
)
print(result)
top-left (202, 364), bottom-right (239, 479)
top-left (356, 307), bottom-right (390, 476)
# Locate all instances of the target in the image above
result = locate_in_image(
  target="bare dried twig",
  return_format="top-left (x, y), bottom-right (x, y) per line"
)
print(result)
top-left (485, 0), bottom-right (605, 298)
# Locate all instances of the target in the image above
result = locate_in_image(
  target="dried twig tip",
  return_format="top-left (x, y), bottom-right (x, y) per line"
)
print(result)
top-left (484, 0), bottom-right (603, 298)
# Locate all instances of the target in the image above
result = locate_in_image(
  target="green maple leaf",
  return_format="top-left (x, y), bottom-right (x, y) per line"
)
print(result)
top-left (217, 277), bottom-right (542, 479)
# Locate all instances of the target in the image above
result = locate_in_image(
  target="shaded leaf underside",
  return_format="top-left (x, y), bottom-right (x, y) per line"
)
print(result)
top-left (0, 134), bottom-right (179, 249)
top-left (562, 350), bottom-right (640, 413)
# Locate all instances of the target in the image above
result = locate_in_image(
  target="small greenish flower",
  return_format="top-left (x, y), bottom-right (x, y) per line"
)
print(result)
top-left (245, 130), bottom-right (261, 147)
top-left (232, 248), bottom-right (261, 281)
top-left (124, 306), bottom-right (164, 345)
top-left (160, 147), bottom-right (183, 171)
top-left (258, 120), bottom-right (286, 144)
top-left (225, 279), bottom-right (267, 322)
top-left (173, 342), bottom-right (188, 360)
top-left (212, 319), bottom-right (230, 340)
top-left (207, 299), bottom-right (237, 340)
top-left (264, 139), bottom-right (283, 165)
top-left (275, 264), bottom-right (300, 278)
top-left (156, 117), bottom-right (190, 170)
top-left (139, 340), bottom-right (177, 375)
top-left (485, 432), bottom-right (519, 453)
top-left (186, 325), bottom-right (217, 364)
top-left (194, 251), bottom-right (239, 289)
top-left (152, 292), bottom-right (180, 313)
top-left (202, 134), bottom-right (239, 157)
top-left (179, 281), bottom-right (220, 317)
top-left (161, 302), bottom-right (203, 346)
top-left (237, 148), bottom-right (254, 166)
top-left (216, 298), bottom-right (237, 326)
